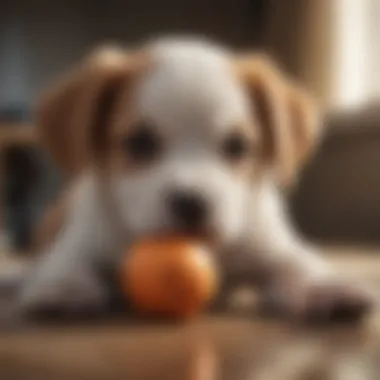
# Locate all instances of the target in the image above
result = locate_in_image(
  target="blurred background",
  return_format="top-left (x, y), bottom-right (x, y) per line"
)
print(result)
top-left (1, 0), bottom-right (380, 254)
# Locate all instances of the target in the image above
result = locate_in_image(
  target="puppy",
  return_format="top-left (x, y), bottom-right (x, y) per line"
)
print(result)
top-left (18, 37), bottom-right (373, 321)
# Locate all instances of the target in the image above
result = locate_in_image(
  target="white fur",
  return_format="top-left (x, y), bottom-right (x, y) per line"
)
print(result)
top-left (18, 38), bottom-right (372, 318)
top-left (112, 39), bottom-right (253, 243)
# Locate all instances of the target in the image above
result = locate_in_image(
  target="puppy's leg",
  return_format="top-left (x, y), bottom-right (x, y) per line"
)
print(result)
top-left (223, 184), bottom-right (374, 322)
top-left (242, 245), bottom-right (374, 322)
top-left (18, 176), bottom-right (121, 318)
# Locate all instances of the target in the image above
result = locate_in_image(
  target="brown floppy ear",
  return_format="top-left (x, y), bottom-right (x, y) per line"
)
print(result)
top-left (285, 83), bottom-right (320, 176)
top-left (236, 55), bottom-right (320, 187)
top-left (36, 46), bottom-right (141, 177)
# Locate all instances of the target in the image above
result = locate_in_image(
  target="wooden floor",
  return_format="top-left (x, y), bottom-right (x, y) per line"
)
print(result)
top-left (2, 317), bottom-right (380, 380)
top-left (1, 249), bottom-right (380, 380)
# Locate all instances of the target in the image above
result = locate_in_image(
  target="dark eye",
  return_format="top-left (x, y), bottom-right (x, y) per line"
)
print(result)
top-left (221, 132), bottom-right (250, 161)
top-left (123, 126), bottom-right (161, 162)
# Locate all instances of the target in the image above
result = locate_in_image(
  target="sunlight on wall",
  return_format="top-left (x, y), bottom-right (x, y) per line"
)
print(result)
top-left (332, 0), bottom-right (370, 110)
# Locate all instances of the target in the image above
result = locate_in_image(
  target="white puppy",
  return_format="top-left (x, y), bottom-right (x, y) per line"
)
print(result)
top-left (18, 37), bottom-right (372, 321)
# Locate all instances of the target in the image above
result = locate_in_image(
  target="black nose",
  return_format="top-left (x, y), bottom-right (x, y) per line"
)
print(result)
top-left (168, 190), bottom-right (208, 227)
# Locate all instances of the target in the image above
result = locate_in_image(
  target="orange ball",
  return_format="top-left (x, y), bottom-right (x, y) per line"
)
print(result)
top-left (120, 236), bottom-right (219, 318)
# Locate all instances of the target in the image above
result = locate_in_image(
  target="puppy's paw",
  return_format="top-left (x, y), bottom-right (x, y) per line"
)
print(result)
top-left (291, 278), bottom-right (374, 324)
top-left (17, 271), bottom-right (108, 320)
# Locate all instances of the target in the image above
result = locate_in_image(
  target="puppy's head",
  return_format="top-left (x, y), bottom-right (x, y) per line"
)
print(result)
top-left (37, 38), bottom-right (320, 244)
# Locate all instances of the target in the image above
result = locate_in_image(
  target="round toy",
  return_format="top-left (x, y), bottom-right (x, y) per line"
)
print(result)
top-left (120, 236), bottom-right (218, 318)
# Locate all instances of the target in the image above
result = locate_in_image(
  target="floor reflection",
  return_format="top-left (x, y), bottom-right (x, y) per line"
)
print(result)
top-left (189, 319), bottom-right (380, 380)
top-left (1, 317), bottom-right (380, 380)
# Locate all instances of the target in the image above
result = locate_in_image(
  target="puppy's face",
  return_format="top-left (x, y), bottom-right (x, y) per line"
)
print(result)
top-left (107, 43), bottom-right (258, 243)
top-left (38, 39), bottom-right (319, 245)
